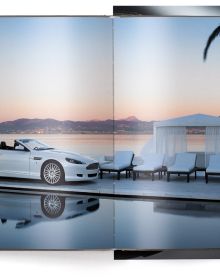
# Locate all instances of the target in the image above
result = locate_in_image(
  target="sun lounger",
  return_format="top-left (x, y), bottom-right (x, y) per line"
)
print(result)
top-left (99, 151), bottom-right (134, 180)
top-left (167, 152), bottom-right (197, 183)
top-left (205, 154), bottom-right (220, 183)
top-left (133, 153), bottom-right (164, 181)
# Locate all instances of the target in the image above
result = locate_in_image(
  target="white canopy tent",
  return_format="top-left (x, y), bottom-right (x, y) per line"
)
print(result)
top-left (141, 114), bottom-right (220, 166)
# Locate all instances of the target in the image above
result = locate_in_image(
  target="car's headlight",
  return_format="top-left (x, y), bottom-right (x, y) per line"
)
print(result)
top-left (65, 158), bottom-right (85, 164)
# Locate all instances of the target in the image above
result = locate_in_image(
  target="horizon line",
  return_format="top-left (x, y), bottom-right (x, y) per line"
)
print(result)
top-left (1, 113), bottom-right (219, 123)
top-left (0, 116), bottom-right (156, 123)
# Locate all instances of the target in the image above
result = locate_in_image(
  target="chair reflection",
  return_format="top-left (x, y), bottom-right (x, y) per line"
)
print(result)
top-left (153, 200), bottom-right (220, 217)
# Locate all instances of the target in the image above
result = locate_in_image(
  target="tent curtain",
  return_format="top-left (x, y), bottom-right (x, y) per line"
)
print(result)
top-left (205, 127), bottom-right (220, 166)
top-left (156, 127), bottom-right (187, 165)
top-left (140, 136), bottom-right (156, 156)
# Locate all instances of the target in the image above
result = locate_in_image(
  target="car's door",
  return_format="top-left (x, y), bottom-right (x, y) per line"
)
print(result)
top-left (0, 146), bottom-right (30, 177)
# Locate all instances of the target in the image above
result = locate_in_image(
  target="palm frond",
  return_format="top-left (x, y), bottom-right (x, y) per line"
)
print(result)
top-left (204, 25), bottom-right (220, 61)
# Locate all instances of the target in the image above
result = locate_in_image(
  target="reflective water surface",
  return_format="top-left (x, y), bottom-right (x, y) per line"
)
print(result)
top-left (115, 198), bottom-right (220, 249)
top-left (1, 191), bottom-right (220, 250)
top-left (0, 192), bottom-right (113, 249)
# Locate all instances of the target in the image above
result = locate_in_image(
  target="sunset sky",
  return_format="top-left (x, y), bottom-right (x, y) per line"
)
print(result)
top-left (114, 17), bottom-right (220, 121)
top-left (1, 17), bottom-right (220, 123)
top-left (0, 17), bottom-right (113, 122)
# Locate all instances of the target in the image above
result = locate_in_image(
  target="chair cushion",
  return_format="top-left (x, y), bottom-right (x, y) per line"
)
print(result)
top-left (114, 151), bottom-right (134, 166)
top-left (168, 165), bottom-right (194, 172)
top-left (206, 155), bottom-right (220, 173)
top-left (100, 162), bottom-right (129, 170)
top-left (168, 153), bottom-right (196, 172)
top-left (134, 163), bottom-right (161, 172)
top-left (134, 153), bottom-right (164, 172)
top-left (206, 167), bottom-right (220, 173)
top-left (100, 151), bottom-right (134, 171)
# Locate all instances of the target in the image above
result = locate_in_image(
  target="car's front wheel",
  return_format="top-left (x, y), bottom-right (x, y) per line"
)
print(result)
top-left (42, 160), bottom-right (64, 185)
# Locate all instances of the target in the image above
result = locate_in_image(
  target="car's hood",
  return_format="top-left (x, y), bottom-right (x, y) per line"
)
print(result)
top-left (40, 149), bottom-right (97, 164)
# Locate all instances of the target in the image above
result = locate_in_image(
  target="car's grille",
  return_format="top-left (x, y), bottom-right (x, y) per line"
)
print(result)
top-left (86, 163), bottom-right (99, 170)
top-left (88, 173), bottom-right (97, 177)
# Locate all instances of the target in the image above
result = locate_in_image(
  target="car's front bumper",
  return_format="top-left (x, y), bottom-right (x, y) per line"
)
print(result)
top-left (64, 163), bottom-right (99, 181)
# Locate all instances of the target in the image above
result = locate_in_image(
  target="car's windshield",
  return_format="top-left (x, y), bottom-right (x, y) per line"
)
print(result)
top-left (18, 139), bottom-right (54, 151)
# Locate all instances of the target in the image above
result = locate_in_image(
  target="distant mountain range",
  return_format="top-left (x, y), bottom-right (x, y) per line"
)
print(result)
top-left (0, 117), bottom-right (154, 134)
top-left (118, 116), bottom-right (140, 122)
top-left (0, 116), bottom-right (206, 134)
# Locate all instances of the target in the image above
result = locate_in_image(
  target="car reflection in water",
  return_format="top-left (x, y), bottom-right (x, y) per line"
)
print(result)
top-left (153, 200), bottom-right (220, 217)
top-left (0, 192), bottom-right (99, 229)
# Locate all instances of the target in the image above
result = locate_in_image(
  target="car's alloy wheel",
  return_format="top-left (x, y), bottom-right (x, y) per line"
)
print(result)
top-left (43, 161), bottom-right (63, 185)
top-left (41, 194), bottom-right (65, 218)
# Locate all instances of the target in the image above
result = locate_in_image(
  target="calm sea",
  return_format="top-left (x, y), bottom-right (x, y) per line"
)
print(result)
top-left (0, 134), bottom-right (205, 158)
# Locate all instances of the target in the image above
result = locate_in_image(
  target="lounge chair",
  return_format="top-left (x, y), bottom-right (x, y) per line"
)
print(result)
top-left (167, 152), bottom-right (197, 183)
top-left (133, 153), bottom-right (164, 181)
top-left (205, 154), bottom-right (220, 183)
top-left (99, 151), bottom-right (134, 180)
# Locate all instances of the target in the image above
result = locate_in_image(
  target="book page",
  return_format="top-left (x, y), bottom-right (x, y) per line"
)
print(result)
top-left (113, 15), bottom-right (220, 252)
top-left (0, 16), bottom-right (114, 249)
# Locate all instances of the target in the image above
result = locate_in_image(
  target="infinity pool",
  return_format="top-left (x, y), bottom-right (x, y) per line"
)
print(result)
top-left (0, 191), bottom-right (220, 250)
top-left (115, 198), bottom-right (220, 249)
top-left (0, 192), bottom-right (113, 249)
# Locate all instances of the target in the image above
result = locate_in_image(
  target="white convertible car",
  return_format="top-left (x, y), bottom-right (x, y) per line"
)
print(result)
top-left (0, 139), bottom-right (99, 185)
